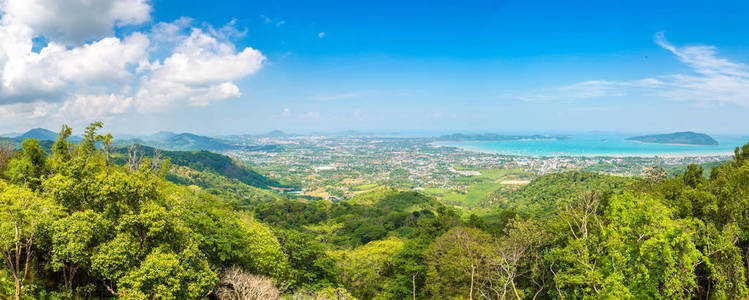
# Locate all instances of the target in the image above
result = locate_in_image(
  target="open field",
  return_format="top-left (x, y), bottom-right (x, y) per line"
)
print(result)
top-left (423, 168), bottom-right (531, 208)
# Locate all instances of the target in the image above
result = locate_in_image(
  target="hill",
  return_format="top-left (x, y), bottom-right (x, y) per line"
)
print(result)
top-left (16, 128), bottom-right (58, 141)
top-left (117, 132), bottom-right (239, 151)
top-left (265, 130), bottom-right (290, 137)
top-left (0, 136), bottom-right (55, 150)
top-left (111, 144), bottom-right (283, 189)
top-left (626, 131), bottom-right (718, 145)
top-left (145, 131), bottom-right (178, 141)
top-left (162, 133), bottom-right (237, 151)
top-left (349, 187), bottom-right (439, 211)
top-left (503, 171), bottom-right (635, 215)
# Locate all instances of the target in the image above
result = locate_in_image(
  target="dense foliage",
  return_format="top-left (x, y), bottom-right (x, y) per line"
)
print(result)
top-left (110, 144), bottom-right (283, 189)
top-left (2, 123), bottom-right (749, 299)
top-left (0, 124), bottom-right (304, 299)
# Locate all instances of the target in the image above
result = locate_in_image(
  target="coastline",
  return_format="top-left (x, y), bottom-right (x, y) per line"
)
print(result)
top-left (625, 140), bottom-right (720, 147)
top-left (431, 141), bottom-right (735, 159)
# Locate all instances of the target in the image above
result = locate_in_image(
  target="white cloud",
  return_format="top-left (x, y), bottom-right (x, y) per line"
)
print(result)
top-left (151, 28), bottom-right (264, 85)
top-left (515, 33), bottom-right (749, 106)
top-left (0, 2), bottom-right (266, 128)
top-left (134, 80), bottom-right (241, 110)
top-left (654, 32), bottom-right (749, 78)
top-left (56, 33), bottom-right (150, 84)
top-left (134, 27), bottom-right (264, 110)
top-left (0, 18), bottom-right (148, 104)
top-left (318, 32), bottom-right (326, 38)
top-left (0, 101), bottom-right (60, 131)
top-left (652, 32), bottom-right (749, 105)
top-left (150, 17), bottom-right (193, 45)
top-left (267, 107), bottom-right (292, 120)
top-left (260, 15), bottom-right (284, 27)
top-left (2, 0), bottom-right (151, 45)
top-left (59, 93), bottom-right (134, 120)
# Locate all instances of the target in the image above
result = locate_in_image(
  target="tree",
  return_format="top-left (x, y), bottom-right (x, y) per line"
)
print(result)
top-left (78, 122), bottom-right (103, 158)
top-left (334, 237), bottom-right (405, 299)
top-left (274, 229), bottom-right (338, 290)
top-left (117, 245), bottom-right (217, 299)
top-left (0, 140), bottom-right (12, 173)
top-left (382, 238), bottom-right (430, 300)
top-left (96, 133), bottom-right (114, 174)
top-left (549, 191), bottom-right (607, 298)
top-left (51, 125), bottom-right (73, 169)
top-left (602, 193), bottom-right (702, 298)
top-left (425, 226), bottom-right (495, 299)
top-left (699, 224), bottom-right (749, 299)
top-left (0, 181), bottom-right (57, 300)
top-left (734, 143), bottom-right (749, 163)
top-left (50, 210), bottom-right (109, 293)
top-left (215, 266), bottom-right (281, 300)
top-left (481, 218), bottom-right (551, 300)
top-left (174, 192), bottom-right (291, 281)
top-left (3, 138), bottom-right (47, 190)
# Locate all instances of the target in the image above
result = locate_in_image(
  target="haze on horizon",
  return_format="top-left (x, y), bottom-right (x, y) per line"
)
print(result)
top-left (1, 0), bottom-right (749, 135)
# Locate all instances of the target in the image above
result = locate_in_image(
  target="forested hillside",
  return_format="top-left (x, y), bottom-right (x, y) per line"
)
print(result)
top-left (2, 124), bottom-right (749, 299)
top-left (500, 171), bottom-right (636, 215)
top-left (120, 133), bottom-right (239, 152)
top-left (110, 144), bottom-right (284, 189)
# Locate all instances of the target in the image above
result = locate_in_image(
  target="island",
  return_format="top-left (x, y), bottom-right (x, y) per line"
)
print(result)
top-left (437, 133), bottom-right (570, 142)
top-left (626, 131), bottom-right (719, 145)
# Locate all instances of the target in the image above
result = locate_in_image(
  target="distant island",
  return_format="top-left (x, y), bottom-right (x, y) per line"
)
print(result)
top-left (437, 133), bottom-right (570, 142)
top-left (626, 131), bottom-right (719, 146)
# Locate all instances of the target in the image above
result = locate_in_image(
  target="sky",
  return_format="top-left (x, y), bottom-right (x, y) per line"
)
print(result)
top-left (1, 0), bottom-right (749, 135)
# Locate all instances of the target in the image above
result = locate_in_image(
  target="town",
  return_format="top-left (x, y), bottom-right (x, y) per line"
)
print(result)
top-left (226, 135), bottom-right (729, 205)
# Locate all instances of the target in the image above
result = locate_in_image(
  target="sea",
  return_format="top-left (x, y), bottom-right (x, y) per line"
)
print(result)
top-left (436, 133), bottom-right (749, 157)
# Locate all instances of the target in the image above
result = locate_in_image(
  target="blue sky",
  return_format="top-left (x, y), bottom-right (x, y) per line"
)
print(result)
top-left (2, 0), bottom-right (749, 135)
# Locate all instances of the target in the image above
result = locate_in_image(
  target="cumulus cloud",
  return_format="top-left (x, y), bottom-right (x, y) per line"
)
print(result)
top-left (134, 27), bottom-right (264, 110)
top-left (2, 0), bottom-right (151, 45)
top-left (60, 93), bottom-right (134, 120)
top-left (152, 29), bottom-right (264, 85)
top-left (0, 17), bottom-right (149, 104)
top-left (517, 33), bottom-right (749, 106)
top-left (0, 0), bottom-right (266, 129)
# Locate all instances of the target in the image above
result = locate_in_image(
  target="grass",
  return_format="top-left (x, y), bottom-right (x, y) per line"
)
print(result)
top-left (423, 168), bottom-right (531, 208)
top-left (352, 183), bottom-right (378, 191)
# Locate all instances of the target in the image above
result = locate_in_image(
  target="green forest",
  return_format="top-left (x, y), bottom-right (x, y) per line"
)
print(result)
top-left (2, 123), bottom-right (749, 299)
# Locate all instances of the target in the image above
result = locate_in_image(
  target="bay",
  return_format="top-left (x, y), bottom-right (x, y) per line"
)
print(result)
top-left (437, 133), bottom-right (749, 157)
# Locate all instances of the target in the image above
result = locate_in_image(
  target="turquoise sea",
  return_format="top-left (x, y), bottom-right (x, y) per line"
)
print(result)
top-left (438, 133), bottom-right (749, 157)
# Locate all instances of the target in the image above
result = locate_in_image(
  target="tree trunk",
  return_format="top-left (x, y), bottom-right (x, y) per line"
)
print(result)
top-left (64, 264), bottom-right (77, 291)
top-left (469, 264), bottom-right (475, 300)
top-left (745, 248), bottom-right (749, 278)
top-left (15, 278), bottom-right (21, 300)
top-left (412, 273), bottom-right (417, 300)
top-left (511, 278), bottom-right (521, 299)
top-left (13, 223), bottom-right (21, 300)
